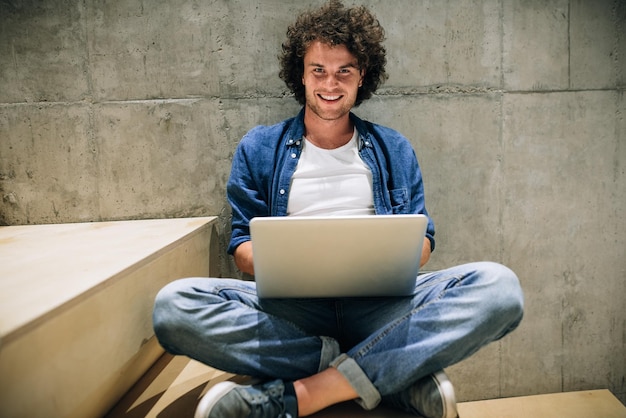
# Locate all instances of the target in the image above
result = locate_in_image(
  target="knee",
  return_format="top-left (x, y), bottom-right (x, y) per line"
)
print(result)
top-left (477, 262), bottom-right (524, 328)
top-left (153, 280), bottom-right (183, 319)
top-left (152, 280), bottom-right (191, 352)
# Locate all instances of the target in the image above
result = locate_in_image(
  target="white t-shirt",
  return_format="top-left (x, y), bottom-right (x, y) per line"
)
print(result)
top-left (287, 130), bottom-right (375, 216)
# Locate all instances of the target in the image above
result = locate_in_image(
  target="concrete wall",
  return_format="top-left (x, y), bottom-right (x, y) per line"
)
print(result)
top-left (1, 0), bottom-right (624, 404)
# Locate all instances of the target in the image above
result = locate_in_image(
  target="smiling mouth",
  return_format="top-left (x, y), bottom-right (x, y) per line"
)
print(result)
top-left (319, 94), bottom-right (342, 101)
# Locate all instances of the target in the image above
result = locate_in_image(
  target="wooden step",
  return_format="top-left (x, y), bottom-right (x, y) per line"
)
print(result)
top-left (106, 353), bottom-right (626, 418)
top-left (0, 217), bottom-right (218, 418)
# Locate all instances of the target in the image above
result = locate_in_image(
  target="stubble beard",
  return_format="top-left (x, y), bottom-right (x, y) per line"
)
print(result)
top-left (305, 92), bottom-right (355, 123)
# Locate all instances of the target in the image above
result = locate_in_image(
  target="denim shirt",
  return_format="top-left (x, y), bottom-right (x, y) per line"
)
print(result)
top-left (226, 108), bottom-right (435, 254)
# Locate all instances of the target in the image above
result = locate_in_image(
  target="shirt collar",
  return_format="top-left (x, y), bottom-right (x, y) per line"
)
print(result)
top-left (284, 108), bottom-right (374, 151)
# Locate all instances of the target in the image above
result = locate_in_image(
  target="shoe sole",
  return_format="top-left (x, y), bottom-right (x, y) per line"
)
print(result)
top-left (432, 371), bottom-right (458, 418)
top-left (194, 381), bottom-right (245, 418)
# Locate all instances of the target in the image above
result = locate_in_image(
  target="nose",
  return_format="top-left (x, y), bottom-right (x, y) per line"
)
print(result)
top-left (322, 73), bottom-right (340, 88)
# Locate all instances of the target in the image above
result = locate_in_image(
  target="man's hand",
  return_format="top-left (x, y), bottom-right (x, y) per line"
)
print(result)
top-left (234, 241), bottom-right (255, 275)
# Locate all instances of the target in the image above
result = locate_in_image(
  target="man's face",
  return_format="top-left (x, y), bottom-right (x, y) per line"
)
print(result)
top-left (302, 40), bottom-right (364, 122)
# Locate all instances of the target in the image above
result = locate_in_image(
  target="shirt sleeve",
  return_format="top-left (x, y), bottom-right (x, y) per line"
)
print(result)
top-left (226, 131), bottom-right (271, 255)
top-left (405, 148), bottom-right (436, 252)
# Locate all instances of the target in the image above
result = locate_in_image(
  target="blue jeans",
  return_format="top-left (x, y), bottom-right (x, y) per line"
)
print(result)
top-left (153, 261), bottom-right (523, 410)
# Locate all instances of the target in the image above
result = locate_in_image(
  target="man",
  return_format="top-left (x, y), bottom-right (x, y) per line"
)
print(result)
top-left (153, 2), bottom-right (524, 417)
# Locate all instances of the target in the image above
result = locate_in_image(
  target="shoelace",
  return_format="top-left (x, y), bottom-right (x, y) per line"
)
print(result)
top-left (248, 383), bottom-right (293, 418)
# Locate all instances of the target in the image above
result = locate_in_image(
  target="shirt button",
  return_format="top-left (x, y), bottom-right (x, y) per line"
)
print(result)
top-left (279, 189), bottom-right (286, 195)
top-left (295, 141), bottom-right (301, 146)
top-left (291, 153), bottom-right (297, 158)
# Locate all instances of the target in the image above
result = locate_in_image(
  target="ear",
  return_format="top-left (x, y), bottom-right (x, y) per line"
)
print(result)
top-left (359, 69), bottom-right (365, 87)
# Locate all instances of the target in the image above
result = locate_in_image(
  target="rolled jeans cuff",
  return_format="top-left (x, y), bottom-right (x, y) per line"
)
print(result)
top-left (318, 336), bottom-right (341, 372)
top-left (329, 354), bottom-right (381, 410)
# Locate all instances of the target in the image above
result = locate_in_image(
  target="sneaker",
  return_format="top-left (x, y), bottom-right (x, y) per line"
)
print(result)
top-left (383, 370), bottom-right (458, 418)
top-left (194, 379), bottom-right (298, 418)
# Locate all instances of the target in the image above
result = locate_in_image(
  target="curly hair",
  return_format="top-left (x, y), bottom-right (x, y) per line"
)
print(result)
top-left (279, 0), bottom-right (387, 107)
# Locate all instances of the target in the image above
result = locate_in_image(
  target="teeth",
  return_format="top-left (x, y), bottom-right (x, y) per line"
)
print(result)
top-left (320, 94), bottom-right (340, 101)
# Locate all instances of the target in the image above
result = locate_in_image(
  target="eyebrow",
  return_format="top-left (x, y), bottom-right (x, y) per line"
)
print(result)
top-left (307, 62), bottom-right (360, 69)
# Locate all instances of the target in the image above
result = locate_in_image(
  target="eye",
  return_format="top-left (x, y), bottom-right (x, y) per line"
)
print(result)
top-left (337, 68), bottom-right (357, 77)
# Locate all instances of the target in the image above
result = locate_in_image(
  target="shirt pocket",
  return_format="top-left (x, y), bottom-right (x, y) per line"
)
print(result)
top-left (389, 188), bottom-right (409, 213)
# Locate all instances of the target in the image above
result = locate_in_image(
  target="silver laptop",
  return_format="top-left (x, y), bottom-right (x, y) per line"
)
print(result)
top-left (249, 214), bottom-right (428, 298)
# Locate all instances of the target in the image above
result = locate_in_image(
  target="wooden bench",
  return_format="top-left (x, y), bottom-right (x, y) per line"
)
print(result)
top-left (0, 217), bottom-right (218, 418)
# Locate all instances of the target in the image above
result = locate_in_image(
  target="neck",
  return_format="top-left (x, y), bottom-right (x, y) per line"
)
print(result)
top-left (303, 109), bottom-right (353, 149)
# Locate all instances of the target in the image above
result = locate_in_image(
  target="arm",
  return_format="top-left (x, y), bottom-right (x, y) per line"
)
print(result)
top-left (233, 241), bottom-right (255, 275)
top-left (226, 127), bottom-right (274, 257)
top-left (227, 120), bottom-right (296, 270)
top-left (420, 236), bottom-right (431, 268)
